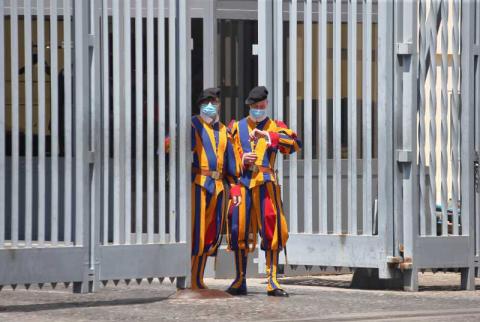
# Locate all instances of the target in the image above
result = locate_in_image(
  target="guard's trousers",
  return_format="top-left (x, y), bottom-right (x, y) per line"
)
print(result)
top-left (191, 183), bottom-right (226, 289)
top-left (227, 181), bottom-right (288, 291)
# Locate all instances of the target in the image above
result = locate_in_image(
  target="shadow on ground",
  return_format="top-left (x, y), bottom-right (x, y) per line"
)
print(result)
top-left (277, 275), bottom-right (480, 292)
top-left (0, 296), bottom-right (172, 313)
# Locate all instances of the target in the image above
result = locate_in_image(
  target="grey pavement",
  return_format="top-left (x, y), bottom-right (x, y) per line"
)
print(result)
top-left (1, 273), bottom-right (480, 322)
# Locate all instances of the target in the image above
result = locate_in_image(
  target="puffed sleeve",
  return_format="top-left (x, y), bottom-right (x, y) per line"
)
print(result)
top-left (267, 120), bottom-right (302, 155)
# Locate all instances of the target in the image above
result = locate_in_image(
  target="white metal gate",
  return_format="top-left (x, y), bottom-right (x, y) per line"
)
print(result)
top-left (257, 0), bottom-right (394, 279)
top-left (0, 0), bottom-right (192, 293)
top-left (258, 0), bottom-right (480, 290)
top-left (0, 0), bottom-right (91, 292)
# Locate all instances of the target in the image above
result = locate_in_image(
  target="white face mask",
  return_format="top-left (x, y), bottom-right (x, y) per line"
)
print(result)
top-left (249, 108), bottom-right (267, 122)
top-left (200, 102), bottom-right (218, 118)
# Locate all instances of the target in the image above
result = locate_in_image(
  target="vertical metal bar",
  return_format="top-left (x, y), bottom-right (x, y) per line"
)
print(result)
top-left (333, 0), bottom-right (342, 234)
top-left (418, 0), bottom-right (427, 236)
top-left (319, 0), bottom-right (328, 234)
top-left (304, 0), bottom-right (313, 234)
top-left (347, 0), bottom-right (357, 235)
top-left (10, 0), bottom-right (19, 246)
top-left (440, 0), bottom-right (448, 236)
top-left (37, 0), bottom-right (46, 245)
top-left (203, 0), bottom-right (216, 87)
top-left (101, 0), bottom-right (109, 245)
top-left (168, 0), bottom-right (176, 243)
top-left (178, 0), bottom-right (190, 245)
top-left (0, 0), bottom-right (4, 247)
top-left (112, 0), bottom-right (122, 245)
top-left (450, 0), bottom-right (460, 236)
top-left (427, 1), bottom-right (439, 236)
top-left (362, 0), bottom-right (372, 235)
top-left (460, 0), bottom-right (476, 290)
top-left (158, 0), bottom-right (166, 244)
top-left (289, 0), bottom-right (298, 234)
top-left (377, 0), bottom-right (395, 278)
top-left (64, 0), bottom-right (72, 245)
top-left (258, 0), bottom-right (273, 114)
top-left (474, 1), bottom-right (480, 253)
top-left (177, 0), bottom-right (191, 288)
top-left (50, 0), bottom-right (59, 245)
top-left (135, 0), bottom-right (143, 244)
top-left (274, 0), bottom-right (283, 191)
top-left (91, 0), bottom-right (103, 290)
top-left (24, 0), bottom-right (33, 247)
top-left (74, 0), bottom-right (90, 291)
top-left (74, 0), bottom-right (86, 246)
top-left (397, 0), bottom-right (419, 291)
top-left (147, 0), bottom-right (154, 244)
top-left (124, 0), bottom-right (132, 245)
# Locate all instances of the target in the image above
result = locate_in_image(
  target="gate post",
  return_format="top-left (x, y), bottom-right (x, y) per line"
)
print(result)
top-left (460, 0), bottom-right (476, 291)
top-left (377, 0), bottom-right (395, 280)
top-left (393, 0), bottom-right (419, 291)
top-left (258, 0), bottom-right (274, 115)
top-left (176, 0), bottom-right (192, 289)
top-left (72, 0), bottom-right (95, 294)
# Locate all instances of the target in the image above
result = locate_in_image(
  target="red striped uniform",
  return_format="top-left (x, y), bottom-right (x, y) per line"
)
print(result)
top-left (227, 116), bottom-right (301, 293)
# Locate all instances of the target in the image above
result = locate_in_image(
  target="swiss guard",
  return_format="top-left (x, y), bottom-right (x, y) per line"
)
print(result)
top-left (191, 88), bottom-right (241, 289)
top-left (226, 86), bottom-right (302, 297)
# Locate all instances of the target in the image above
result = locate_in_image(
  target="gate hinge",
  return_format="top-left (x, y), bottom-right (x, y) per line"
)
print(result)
top-left (474, 151), bottom-right (480, 193)
top-left (387, 256), bottom-right (412, 271)
top-left (473, 45), bottom-right (480, 56)
top-left (87, 151), bottom-right (95, 164)
top-left (87, 35), bottom-right (95, 48)
top-left (396, 42), bottom-right (413, 56)
top-left (396, 149), bottom-right (412, 164)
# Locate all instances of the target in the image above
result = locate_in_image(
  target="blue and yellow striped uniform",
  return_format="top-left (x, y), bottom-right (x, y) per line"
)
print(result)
top-left (191, 115), bottom-right (239, 289)
top-left (227, 116), bottom-right (301, 292)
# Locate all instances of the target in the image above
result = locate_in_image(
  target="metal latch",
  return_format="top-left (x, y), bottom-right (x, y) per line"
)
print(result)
top-left (474, 151), bottom-right (480, 193)
top-left (87, 151), bottom-right (95, 164)
top-left (396, 149), bottom-right (412, 164)
top-left (396, 42), bottom-right (413, 56)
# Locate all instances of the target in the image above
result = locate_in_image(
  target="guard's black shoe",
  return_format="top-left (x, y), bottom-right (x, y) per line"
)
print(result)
top-left (267, 289), bottom-right (289, 297)
top-left (226, 287), bottom-right (248, 296)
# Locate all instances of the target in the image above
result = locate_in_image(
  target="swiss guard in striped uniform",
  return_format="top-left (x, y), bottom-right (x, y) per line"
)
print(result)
top-left (191, 88), bottom-right (241, 290)
top-left (226, 86), bottom-right (302, 297)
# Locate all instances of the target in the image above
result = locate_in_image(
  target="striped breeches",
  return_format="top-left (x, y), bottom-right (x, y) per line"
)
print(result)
top-left (227, 181), bottom-right (289, 252)
top-left (191, 183), bottom-right (227, 257)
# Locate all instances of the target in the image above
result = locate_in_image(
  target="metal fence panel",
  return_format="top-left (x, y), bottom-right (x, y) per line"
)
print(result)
top-left (0, 0), bottom-right (190, 292)
top-left (0, 0), bottom-right (88, 291)
top-left (261, 0), bottom-right (478, 290)
top-left (95, 0), bottom-right (190, 288)
top-left (265, 0), bottom-right (386, 274)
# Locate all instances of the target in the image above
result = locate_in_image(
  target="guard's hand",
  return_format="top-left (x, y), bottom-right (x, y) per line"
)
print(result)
top-left (232, 195), bottom-right (242, 207)
top-left (243, 152), bottom-right (257, 165)
top-left (249, 128), bottom-right (268, 141)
